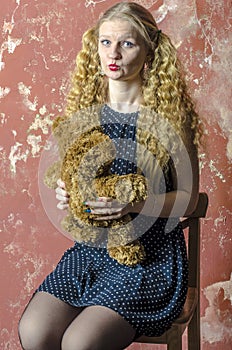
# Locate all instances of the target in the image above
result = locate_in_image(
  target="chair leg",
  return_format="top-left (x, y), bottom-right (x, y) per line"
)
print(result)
top-left (188, 305), bottom-right (201, 350)
top-left (167, 333), bottom-right (182, 350)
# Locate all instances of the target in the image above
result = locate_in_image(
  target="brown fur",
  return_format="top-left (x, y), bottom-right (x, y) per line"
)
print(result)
top-left (44, 125), bottom-right (148, 266)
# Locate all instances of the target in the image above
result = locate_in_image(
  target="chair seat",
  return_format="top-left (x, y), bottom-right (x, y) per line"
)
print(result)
top-left (136, 287), bottom-right (197, 344)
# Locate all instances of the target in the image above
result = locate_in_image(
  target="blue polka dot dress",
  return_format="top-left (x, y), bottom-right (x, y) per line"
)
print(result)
top-left (38, 105), bottom-right (188, 337)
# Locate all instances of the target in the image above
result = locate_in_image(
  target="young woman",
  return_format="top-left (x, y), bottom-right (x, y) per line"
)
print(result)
top-left (19, 2), bottom-right (201, 350)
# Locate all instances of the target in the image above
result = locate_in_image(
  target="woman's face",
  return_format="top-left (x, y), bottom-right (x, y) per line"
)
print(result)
top-left (98, 19), bottom-right (148, 82)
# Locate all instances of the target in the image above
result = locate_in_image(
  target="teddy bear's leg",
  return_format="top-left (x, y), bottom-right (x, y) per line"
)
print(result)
top-left (108, 241), bottom-right (146, 266)
top-left (107, 220), bottom-right (146, 267)
top-left (61, 213), bottom-right (107, 247)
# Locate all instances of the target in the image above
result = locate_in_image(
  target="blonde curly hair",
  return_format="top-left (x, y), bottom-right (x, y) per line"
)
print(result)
top-left (62, 2), bottom-right (202, 165)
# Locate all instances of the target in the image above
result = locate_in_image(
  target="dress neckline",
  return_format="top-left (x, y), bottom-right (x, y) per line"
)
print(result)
top-left (103, 104), bottom-right (140, 117)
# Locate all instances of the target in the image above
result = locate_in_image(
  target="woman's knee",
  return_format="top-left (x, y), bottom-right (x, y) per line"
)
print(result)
top-left (61, 328), bottom-right (96, 350)
top-left (61, 305), bottom-right (135, 350)
top-left (61, 324), bottom-right (131, 350)
top-left (18, 308), bottom-right (59, 350)
top-left (18, 292), bottom-right (82, 349)
top-left (18, 313), bottom-right (42, 350)
top-left (61, 330), bottom-right (81, 350)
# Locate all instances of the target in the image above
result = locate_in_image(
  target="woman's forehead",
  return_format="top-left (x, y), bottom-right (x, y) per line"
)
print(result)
top-left (99, 19), bottom-right (139, 38)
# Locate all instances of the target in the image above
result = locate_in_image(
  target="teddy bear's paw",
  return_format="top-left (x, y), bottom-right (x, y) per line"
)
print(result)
top-left (71, 227), bottom-right (103, 244)
top-left (61, 214), bottom-right (108, 245)
top-left (94, 174), bottom-right (147, 204)
top-left (107, 218), bottom-right (136, 246)
top-left (43, 161), bottom-right (61, 189)
top-left (108, 240), bottom-right (146, 266)
top-left (114, 174), bottom-right (148, 203)
top-left (61, 219), bottom-right (101, 244)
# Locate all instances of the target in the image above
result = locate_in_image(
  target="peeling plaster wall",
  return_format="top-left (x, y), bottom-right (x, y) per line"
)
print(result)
top-left (0, 1), bottom-right (231, 349)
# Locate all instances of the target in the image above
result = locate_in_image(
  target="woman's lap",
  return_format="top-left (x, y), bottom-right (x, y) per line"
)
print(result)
top-left (19, 291), bottom-right (135, 350)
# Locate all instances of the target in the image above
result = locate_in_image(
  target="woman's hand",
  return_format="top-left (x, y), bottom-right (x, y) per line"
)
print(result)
top-left (55, 179), bottom-right (69, 210)
top-left (83, 197), bottom-right (132, 221)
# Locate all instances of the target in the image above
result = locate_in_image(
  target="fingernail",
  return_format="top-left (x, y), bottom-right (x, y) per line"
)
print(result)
top-left (84, 208), bottom-right (91, 213)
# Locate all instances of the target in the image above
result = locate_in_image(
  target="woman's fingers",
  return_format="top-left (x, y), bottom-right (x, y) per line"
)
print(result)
top-left (94, 213), bottom-right (122, 220)
top-left (83, 197), bottom-right (130, 220)
top-left (57, 178), bottom-right (66, 189)
top-left (84, 197), bottom-right (121, 209)
top-left (91, 206), bottom-right (123, 215)
top-left (56, 179), bottom-right (69, 210)
top-left (57, 201), bottom-right (69, 210)
top-left (92, 207), bottom-right (123, 221)
top-left (55, 186), bottom-right (69, 200)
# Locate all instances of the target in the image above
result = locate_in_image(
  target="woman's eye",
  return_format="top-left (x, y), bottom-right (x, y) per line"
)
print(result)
top-left (100, 39), bottom-right (111, 46)
top-left (122, 41), bottom-right (135, 48)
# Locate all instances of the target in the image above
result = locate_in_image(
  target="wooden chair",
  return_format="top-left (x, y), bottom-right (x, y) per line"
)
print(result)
top-left (135, 193), bottom-right (208, 350)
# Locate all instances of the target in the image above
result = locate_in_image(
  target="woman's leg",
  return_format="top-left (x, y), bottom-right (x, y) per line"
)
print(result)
top-left (61, 305), bottom-right (136, 350)
top-left (18, 292), bottom-right (83, 350)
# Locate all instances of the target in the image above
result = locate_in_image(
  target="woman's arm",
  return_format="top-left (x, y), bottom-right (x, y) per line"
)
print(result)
top-left (132, 141), bottom-right (199, 218)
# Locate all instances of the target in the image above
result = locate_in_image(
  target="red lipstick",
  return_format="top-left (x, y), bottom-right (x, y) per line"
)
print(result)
top-left (109, 64), bottom-right (120, 71)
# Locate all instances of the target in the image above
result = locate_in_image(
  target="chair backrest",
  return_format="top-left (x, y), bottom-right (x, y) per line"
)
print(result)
top-left (181, 193), bottom-right (208, 289)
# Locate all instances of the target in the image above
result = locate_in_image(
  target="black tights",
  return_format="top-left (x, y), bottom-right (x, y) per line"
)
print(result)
top-left (18, 292), bottom-right (136, 350)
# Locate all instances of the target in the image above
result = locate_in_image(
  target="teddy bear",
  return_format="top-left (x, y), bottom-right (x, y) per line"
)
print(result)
top-left (44, 119), bottom-right (149, 266)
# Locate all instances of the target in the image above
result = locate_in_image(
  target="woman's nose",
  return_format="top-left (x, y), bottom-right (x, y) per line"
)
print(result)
top-left (108, 44), bottom-right (122, 59)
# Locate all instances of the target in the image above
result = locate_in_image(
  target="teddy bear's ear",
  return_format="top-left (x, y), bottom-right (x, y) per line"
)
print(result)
top-left (43, 161), bottom-right (61, 189)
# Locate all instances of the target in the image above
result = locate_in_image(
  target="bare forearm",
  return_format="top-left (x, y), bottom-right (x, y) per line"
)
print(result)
top-left (130, 190), bottom-right (199, 218)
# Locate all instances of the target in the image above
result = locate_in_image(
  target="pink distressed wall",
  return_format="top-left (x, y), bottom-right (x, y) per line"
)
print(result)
top-left (0, 1), bottom-right (231, 349)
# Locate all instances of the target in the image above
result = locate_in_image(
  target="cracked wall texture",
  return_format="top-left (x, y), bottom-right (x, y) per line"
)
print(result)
top-left (0, 1), bottom-right (231, 349)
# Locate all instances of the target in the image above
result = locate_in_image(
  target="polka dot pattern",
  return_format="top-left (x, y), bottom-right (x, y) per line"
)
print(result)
top-left (101, 104), bottom-right (138, 175)
top-left (38, 105), bottom-right (188, 337)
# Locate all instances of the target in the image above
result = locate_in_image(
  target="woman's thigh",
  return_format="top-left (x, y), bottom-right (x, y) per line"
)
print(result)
top-left (62, 305), bottom-right (136, 350)
top-left (19, 291), bottom-right (83, 350)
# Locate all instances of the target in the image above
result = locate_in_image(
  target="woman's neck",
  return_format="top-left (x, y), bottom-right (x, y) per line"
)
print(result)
top-left (107, 78), bottom-right (143, 113)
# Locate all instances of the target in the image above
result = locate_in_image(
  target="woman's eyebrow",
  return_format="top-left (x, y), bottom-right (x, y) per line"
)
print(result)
top-left (99, 33), bottom-right (136, 40)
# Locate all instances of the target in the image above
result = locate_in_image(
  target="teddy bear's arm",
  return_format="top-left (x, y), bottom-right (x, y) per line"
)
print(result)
top-left (94, 173), bottom-right (148, 204)
top-left (43, 161), bottom-right (62, 189)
